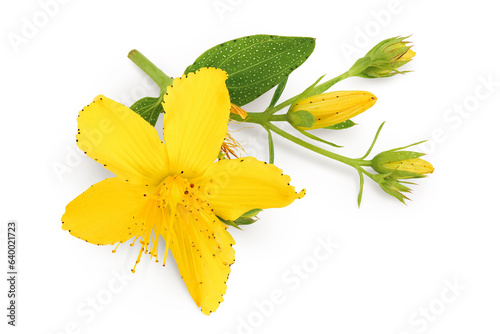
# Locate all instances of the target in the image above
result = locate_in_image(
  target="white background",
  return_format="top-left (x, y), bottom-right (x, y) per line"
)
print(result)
top-left (1, 0), bottom-right (499, 333)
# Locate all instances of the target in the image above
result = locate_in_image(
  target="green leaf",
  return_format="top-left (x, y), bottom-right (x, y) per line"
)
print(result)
top-left (130, 96), bottom-right (163, 126)
top-left (185, 34), bottom-right (316, 106)
top-left (268, 77), bottom-right (288, 109)
top-left (323, 119), bottom-right (356, 130)
top-left (357, 170), bottom-right (365, 207)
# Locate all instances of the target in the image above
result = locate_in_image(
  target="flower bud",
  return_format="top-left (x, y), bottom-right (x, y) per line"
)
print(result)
top-left (371, 149), bottom-right (434, 179)
top-left (373, 175), bottom-right (412, 203)
top-left (288, 91), bottom-right (376, 130)
top-left (219, 209), bottom-right (263, 229)
top-left (349, 36), bottom-right (415, 78)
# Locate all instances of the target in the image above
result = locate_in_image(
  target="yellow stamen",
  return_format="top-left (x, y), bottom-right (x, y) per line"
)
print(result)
top-left (221, 132), bottom-right (244, 159)
top-left (128, 175), bottom-right (214, 273)
top-left (112, 243), bottom-right (120, 253)
top-left (230, 103), bottom-right (247, 118)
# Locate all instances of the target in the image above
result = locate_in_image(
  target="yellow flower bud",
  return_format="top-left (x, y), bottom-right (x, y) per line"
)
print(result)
top-left (349, 36), bottom-right (416, 78)
top-left (371, 149), bottom-right (434, 179)
top-left (288, 91), bottom-right (377, 130)
top-left (381, 158), bottom-right (434, 176)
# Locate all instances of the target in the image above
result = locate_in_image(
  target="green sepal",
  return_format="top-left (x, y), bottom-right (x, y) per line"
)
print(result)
top-left (348, 56), bottom-right (372, 77)
top-left (287, 110), bottom-right (315, 128)
top-left (185, 34), bottom-right (316, 106)
top-left (218, 217), bottom-right (242, 230)
top-left (130, 95), bottom-right (164, 126)
top-left (218, 209), bottom-right (262, 229)
top-left (233, 217), bottom-right (258, 226)
top-left (356, 66), bottom-right (411, 79)
top-left (323, 120), bottom-right (356, 130)
top-left (372, 173), bottom-right (412, 203)
top-left (239, 209), bottom-right (262, 218)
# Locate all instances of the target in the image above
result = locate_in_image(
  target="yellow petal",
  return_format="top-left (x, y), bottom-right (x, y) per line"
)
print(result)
top-left (399, 48), bottom-right (416, 62)
top-left (195, 157), bottom-right (305, 221)
top-left (62, 178), bottom-right (149, 245)
top-left (165, 209), bottom-right (235, 315)
top-left (162, 68), bottom-right (230, 179)
top-left (77, 95), bottom-right (169, 185)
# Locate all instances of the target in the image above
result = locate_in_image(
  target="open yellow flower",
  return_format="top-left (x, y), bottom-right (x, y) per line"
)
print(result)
top-left (61, 68), bottom-right (304, 315)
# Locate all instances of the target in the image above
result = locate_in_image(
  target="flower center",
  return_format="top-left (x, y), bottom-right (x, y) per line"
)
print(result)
top-left (130, 175), bottom-right (210, 273)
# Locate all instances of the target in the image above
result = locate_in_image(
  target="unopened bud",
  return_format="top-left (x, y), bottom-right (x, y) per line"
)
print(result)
top-left (288, 91), bottom-right (376, 130)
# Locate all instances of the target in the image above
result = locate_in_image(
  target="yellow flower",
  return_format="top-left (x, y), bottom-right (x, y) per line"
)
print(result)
top-left (288, 91), bottom-right (377, 130)
top-left (61, 68), bottom-right (304, 315)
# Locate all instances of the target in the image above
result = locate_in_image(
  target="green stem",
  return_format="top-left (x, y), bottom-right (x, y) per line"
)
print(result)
top-left (264, 126), bottom-right (275, 164)
top-left (297, 128), bottom-right (342, 148)
top-left (266, 122), bottom-right (368, 168)
top-left (310, 71), bottom-right (350, 96)
top-left (128, 50), bottom-right (173, 89)
top-left (265, 71), bottom-right (352, 114)
top-left (231, 111), bottom-right (373, 167)
top-left (242, 112), bottom-right (287, 124)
